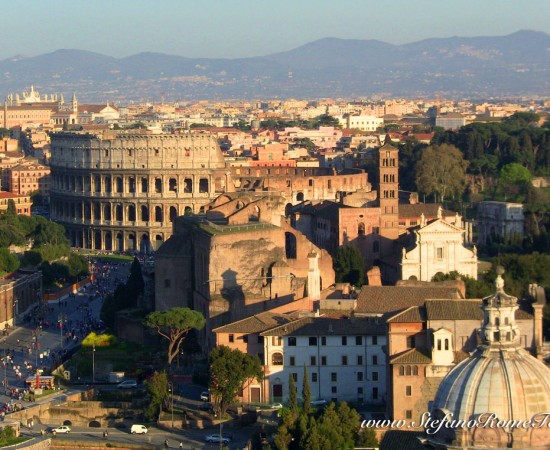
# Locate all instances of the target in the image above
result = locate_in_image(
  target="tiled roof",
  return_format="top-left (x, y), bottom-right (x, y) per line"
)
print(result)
top-left (356, 285), bottom-right (463, 315)
top-left (387, 306), bottom-right (427, 323)
top-left (212, 311), bottom-right (295, 334)
top-left (399, 203), bottom-right (455, 219)
top-left (379, 431), bottom-right (426, 450)
top-left (260, 316), bottom-right (386, 337)
top-left (389, 348), bottom-right (432, 364)
top-left (424, 299), bottom-right (533, 321)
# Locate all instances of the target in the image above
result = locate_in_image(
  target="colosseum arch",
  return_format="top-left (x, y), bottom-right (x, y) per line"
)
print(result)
top-left (116, 233), bottom-right (124, 251)
top-left (115, 176), bottom-right (123, 193)
top-left (94, 231), bottom-right (102, 250)
top-left (104, 204), bottom-right (111, 221)
top-left (169, 206), bottom-right (178, 222)
top-left (128, 234), bottom-right (136, 251)
top-left (296, 192), bottom-right (304, 202)
top-left (155, 206), bottom-right (163, 223)
top-left (155, 234), bottom-right (164, 249)
top-left (184, 206), bottom-right (192, 216)
top-left (104, 176), bottom-right (111, 193)
top-left (105, 232), bottom-right (112, 251)
top-left (115, 204), bottom-right (123, 221)
top-left (140, 234), bottom-right (150, 253)
top-left (141, 205), bottom-right (149, 222)
top-left (127, 205), bottom-right (136, 222)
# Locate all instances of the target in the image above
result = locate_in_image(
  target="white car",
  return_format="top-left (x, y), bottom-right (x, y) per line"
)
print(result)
top-left (271, 403), bottom-right (283, 410)
top-left (311, 399), bottom-right (328, 407)
top-left (205, 433), bottom-right (231, 444)
top-left (200, 391), bottom-right (210, 401)
top-left (117, 380), bottom-right (138, 389)
top-left (52, 425), bottom-right (71, 434)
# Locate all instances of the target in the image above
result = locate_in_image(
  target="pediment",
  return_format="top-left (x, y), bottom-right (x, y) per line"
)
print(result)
top-left (418, 218), bottom-right (463, 234)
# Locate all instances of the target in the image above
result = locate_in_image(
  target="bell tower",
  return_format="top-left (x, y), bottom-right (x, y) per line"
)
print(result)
top-left (379, 136), bottom-right (399, 253)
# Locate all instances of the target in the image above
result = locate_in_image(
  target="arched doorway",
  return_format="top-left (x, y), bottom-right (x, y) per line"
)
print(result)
top-left (104, 232), bottom-right (112, 251)
top-left (116, 233), bottom-right (124, 252)
top-left (94, 231), bottom-right (102, 250)
top-left (140, 234), bottom-right (150, 254)
top-left (155, 234), bottom-right (163, 250)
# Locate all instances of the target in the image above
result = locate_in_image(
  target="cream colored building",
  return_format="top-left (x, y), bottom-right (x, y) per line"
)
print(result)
top-left (338, 114), bottom-right (383, 131)
top-left (401, 212), bottom-right (477, 281)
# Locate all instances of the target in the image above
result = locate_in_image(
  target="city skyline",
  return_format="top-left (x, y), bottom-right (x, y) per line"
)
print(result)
top-left (3, 0), bottom-right (550, 60)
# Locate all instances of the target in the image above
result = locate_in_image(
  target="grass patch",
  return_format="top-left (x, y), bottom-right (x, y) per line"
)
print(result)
top-left (24, 389), bottom-right (60, 401)
top-left (94, 254), bottom-right (134, 263)
top-left (0, 436), bottom-right (28, 446)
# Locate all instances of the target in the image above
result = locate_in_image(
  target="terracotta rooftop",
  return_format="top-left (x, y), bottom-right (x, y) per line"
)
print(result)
top-left (260, 316), bottom-right (386, 337)
top-left (424, 299), bottom-right (533, 321)
top-left (387, 306), bottom-right (427, 323)
top-left (389, 348), bottom-right (432, 365)
top-left (355, 285), bottom-right (463, 315)
top-left (212, 311), bottom-right (295, 334)
top-left (399, 203), bottom-right (455, 219)
top-left (379, 431), bottom-right (426, 450)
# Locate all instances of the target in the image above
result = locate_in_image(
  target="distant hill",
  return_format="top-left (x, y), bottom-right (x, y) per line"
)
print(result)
top-left (1, 30), bottom-right (549, 102)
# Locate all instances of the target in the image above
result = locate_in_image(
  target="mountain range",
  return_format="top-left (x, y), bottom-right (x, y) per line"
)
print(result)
top-left (2, 30), bottom-right (549, 102)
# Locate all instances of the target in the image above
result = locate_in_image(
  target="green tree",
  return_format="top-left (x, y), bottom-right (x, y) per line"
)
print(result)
top-left (333, 245), bottom-right (365, 286)
top-left (144, 371), bottom-right (168, 421)
top-left (302, 365), bottom-right (311, 416)
top-left (6, 200), bottom-right (16, 216)
top-left (145, 307), bottom-right (205, 365)
top-left (415, 143), bottom-right (468, 202)
top-left (209, 346), bottom-right (263, 418)
top-left (288, 372), bottom-right (297, 414)
top-left (498, 163), bottom-right (533, 199)
top-left (126, 257), bottom-right (144, 300)
top-left (356, 427), bottom-right (379, 448)
top-left (0, 248), bottom-right (19, 273)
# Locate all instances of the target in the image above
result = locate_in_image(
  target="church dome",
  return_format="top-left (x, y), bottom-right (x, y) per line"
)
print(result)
top-left (427, 268), bottom-right (550, 448)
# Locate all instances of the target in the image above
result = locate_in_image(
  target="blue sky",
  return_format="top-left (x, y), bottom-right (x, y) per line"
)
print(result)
top-left (3, 0), bottom-right (549, 59)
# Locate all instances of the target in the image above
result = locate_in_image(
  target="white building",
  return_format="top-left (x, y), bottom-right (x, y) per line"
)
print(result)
top-left (261, 316), bottom-right (387, 405)
top-left (338, 115), bottom-right (384, 132)
top-left (401, 210), bottom-right (477, 281)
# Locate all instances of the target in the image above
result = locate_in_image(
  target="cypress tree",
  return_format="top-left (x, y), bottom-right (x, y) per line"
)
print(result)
top-left (302, 364), bottom-right (311, 415)
top-left (288, 372), bottom-right (297, 414)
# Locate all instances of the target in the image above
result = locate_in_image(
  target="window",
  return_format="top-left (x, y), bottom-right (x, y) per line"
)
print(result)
top-left (436, 247), bottom-right (444, 260)
top-left (331, 386), bottom-right (337, 393)
top-left (407, 336), bottom-right (416, 348)
top-left (342, 336), bottom-right (347, 346)
top-left (309, 337), bottom-right (318, 346)
top-left (372, 387), bottom-right (378, 400)
top-left (321, 356), bottom-right (327, 366)
top-left (310, 356), bottom-right (316, 366)
top-left (372, 336), bottom-right (378, 345)
top-left (342, 356), bottom-right (348, 365)
top-left (321, 337), bottom-right (326, 346)
top-left (406, 366), bottom-right (411, 376)
top-left (292, 373), bottom-right (297, 382)
top-left (355, 336), bottom-right (362, 345)
top-left (272, 336), bottom-right (282, 346)
top-left (399, 366), bottom-right (404, 376)
top-left (372, 371), bottom-right (378, 381)
top-left (406, 385), bottom-right (412, 396)
top-left (437, 339), bottom-right (441, 351)
top-left (243, 335), bottom-right (248, 343)
top-left (311, 372), bottom-right (318, 383)
top-left (357, 372), bottom-right (363, 381)
top-left (229, 334), bottom-right (234, 343)
top-left (289, 356), bottom-right (295, 366)
top-left (412, 366), bottom-right (418, 376)
top-left (358, 387), bottom-right (364, 394)
top-left (288, 337), bottom-right (297, 346)
top-left (272, 353), bottom-right (283, 365)
top-left (445, 339), bottom-right (449, 351)
top-left (331, 373), bottom-right (337, 382)
top-left (406, 410), bottom-right (413, 420)
top-left (372, 355), bottom-right (378, 365)
top-left (357, 355), bottom-right (363, 365)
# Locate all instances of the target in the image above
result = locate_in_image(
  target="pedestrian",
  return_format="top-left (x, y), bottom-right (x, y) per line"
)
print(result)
top-left (179, 442), bottom-right (183, 449)
top-left (164, 439), bottom-right (169, 448)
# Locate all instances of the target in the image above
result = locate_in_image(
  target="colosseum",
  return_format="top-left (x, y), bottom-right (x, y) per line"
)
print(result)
top-left (50, 130), bottom-right (372, 252)
top-left (49, 130), bottom-right (234, 252)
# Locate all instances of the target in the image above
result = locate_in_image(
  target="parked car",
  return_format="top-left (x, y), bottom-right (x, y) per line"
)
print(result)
top-left (117, 380), bottom-right (138, 389)
top-left (130, 424), bottom-right (148, 434)
top-left (271, 403), bottom-right (283, 410)
top-left (200, 391), bottom-right (210, 401)
top-left (52, 425), bottom-right (71, 434)
top-left (205, 433), bottom-right (231, 444)
top-left (311, 399), bottom-right (328, 407)
top-left (199, 402), bottom-right (215, 414)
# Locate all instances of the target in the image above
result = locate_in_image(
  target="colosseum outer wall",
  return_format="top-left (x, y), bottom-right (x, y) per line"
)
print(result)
top-left (49, 131), bottom-right (235, 252)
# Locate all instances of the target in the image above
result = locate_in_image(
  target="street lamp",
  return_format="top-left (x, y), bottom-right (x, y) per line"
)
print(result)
top-left (12, 298), bottom-right (18, 327)
top-left (58, 314), bottom-right (64, 349)
top-left (92, 345), bottom-right (96, 387)
top-left (168, 382), bottom-right (174, 428)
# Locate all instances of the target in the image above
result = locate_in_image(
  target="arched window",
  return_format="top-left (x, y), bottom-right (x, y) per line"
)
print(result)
top-left (155, 206), bottom-right (163, 222)
top-left (412, 366), bottom-right (418, 376)
top-left (399, 366), bottom-right (404, 376)
top-left (271, 353), bottom-right (283, 366)
top-left (437, 339), bottom-right (441, 351)
top-left (495, 317), bottom-right (500, 326)
top-left (141, 205), bottom-right (149, 222)
top-left (285, 232), bottom-right (297, 259)
top-left (405, 366), bottom-right (411, 376)
top-left (358, 222), bottom-right (365, 236)
top-left (444, 339), bottom-right (449, 351)
top-left (169, 206), bottom-right (178, 222)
